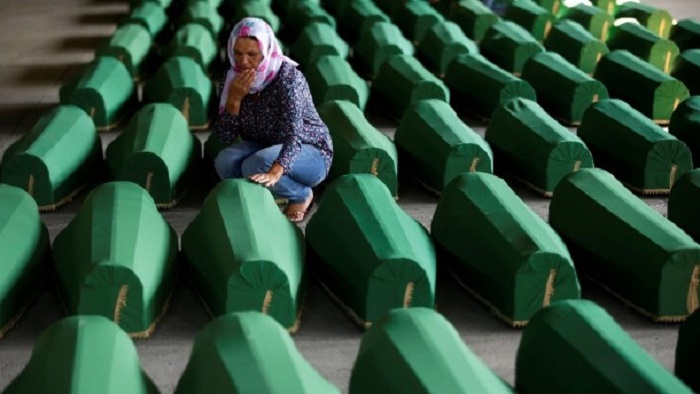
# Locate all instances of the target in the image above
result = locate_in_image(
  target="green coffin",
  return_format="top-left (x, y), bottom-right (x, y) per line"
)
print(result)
top-left (306, 55), bottom-right (369, 110)
top-left (0, 105), bottom-right (102, 210)
top-left (432, 172), bottom-right (580, 326)
top-left (59, 56), bottom-right (138, 131)
top-left (504, 0), bottom-right (556, 42)
top-left (671, 18), bottom-right (700, 52)
top-left (317, 100), bottom-right (398, 197)
top-left (354, 21), bottom-right (414, 79)
top-left (0, 185), bottom-right (50, 339)
top-left (234, 2), bottom-right (280, 33)
top-left (417, 21), bottom-right (478, 77)
top-left (516, 300), bottom-right (694, 393)
top-left (276, 0), bottom-right (321, 18)
top-left (175, 312), bottom-right (339, 393)
top-left (485, 97), bottom-right (593, 196)
top-left (306, 174), bottom-right (436, 327)
top-left (96, 23), bottom-right (153, 80)
top-left (371, 54), bottom-right (450, 119)
top-left (393, 1), bottom-right (445, 44)
top-left (350, 308), bottom-right (514, 393)
top-left (395, 99), bottom-right (493, 193)
top-left (445, 0), bottom-right (500, 43)
top-left (668, 170), bottom-right (700, 243)
top-left (126, 2), bottom-right (167, 37)
top-left (669, 96), bottom-right (700, 162)
top-left (180, 180), bottom-right (305, 331)
top-left (286, 1), bottom-right (335, 41)
top-left (338, 0), bottom-right (390, 44)
top-left (166, 23), bottom-right (218, 73)
top-left (480, 20), bottom-right (545, 76)
top-left (180, 2), bottom-right (224, 41)
top-left (615, 2), bottom-right (673, 39)
top-left (607, 22), bottom-right (680, 73)
top-left (591, 0), bottom-right (616, 15)
top-left (105, 103), bottom-right (201, 208)
top-left (562, 4), bottom-right (614, 41)
top-left (521, 51), bottom-right (609, 124)
top-left (544, 20), bottom-right (609, 75)
top-left (444, 53), bottom-right (537, 120)
top-left (549, 168), bottom-right (700, 321)
top-left (320, 0), bottom-right (352, 17)
top-left (676, 309), bottom-right (700, 392)
top-left (290, 22), bottom-right (349, 68)
top-left (3, 316), bottom-right (158, 393)
top-left (672, 50), bottom-right (700, 95)
top-left (534, 0), bottom-right (564, 16)
top-left (578, 99), bottom-right (691, 194)
top-left (52, 181), bottom-right (178, 337)
top-left (594, 50), bottom-right (689, 124)
top-left (143, 56), bottom-right (214, 129)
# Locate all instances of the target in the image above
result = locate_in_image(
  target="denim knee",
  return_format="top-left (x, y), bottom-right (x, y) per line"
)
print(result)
top-left (241, 150), bottom-right (276, 177)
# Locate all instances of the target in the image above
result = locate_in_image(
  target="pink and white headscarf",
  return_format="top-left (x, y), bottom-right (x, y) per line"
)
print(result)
top-left (219, 17), bottom-right (298, 112)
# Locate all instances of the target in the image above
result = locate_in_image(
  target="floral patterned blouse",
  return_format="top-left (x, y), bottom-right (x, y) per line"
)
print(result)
top-left (213, 62), bottom-right (333, 174)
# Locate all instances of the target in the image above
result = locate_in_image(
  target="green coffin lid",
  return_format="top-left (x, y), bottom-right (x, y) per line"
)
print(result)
top-left (562, 4), bottom-right (614, 41)
top-left (669, 169), bottom-right (700, 243)
top-left (504, 0), bottom-right (556, 42)
top-left (676, 309), bottom-right (700, 392)
top-left (594, 50), bottom-right (689, 124)
top-left (395, 99), bottom-right (493, 192)
top-left (126, 2), bottom-right (167, 37)
top-left (485, 98), bottom-right (593, 196)
top-left (444, 53), bottom-right (536, 120)
top-left (96, 23), bottom-right (153, 80)
top-left (0, 105), bottom-right (102, 210)
top-left (180, 2), bottom-right (224, 40)
top-left (578, 99), bottom-right (691, 194)
top-left (317, 100), bottom-right (398, 196)
top-left (175, 312), bottom-right (339, 394)
top-left (0, 185), bottom-right (50, 339)
top-left (306, 55), bottom-right (369, 110)
top-left (143, 56), bottom-right (214, 129)
top-left (59, 56), bottom-right (138, 131)
top-left (431, 172), bottom-right (580, 326)
top-left (275, 0), bottom-right (321, 18)
top-left (350, 308), bottom-right (513, 393)
top-left (544, 20), bottom-right (609, 75)
top-left (306, 174), bottom-right (436, 327)
top-left (166, 23), bottom-right (218, 73)
top-left (105, 103), bottom-right (201, 208)
top-left (480, 20), bottom-right (545, 76)
top-left (234, 2), bottom-right (280, 33)
top-left (445, 0), bottom-right (501, 43)
top-left (669, 96), bottom-right (700, 161)
top-left (180, 180), bottom-right (304, 331)
top-left (591, 0), bottom-right (616, 15)
top-left (615, 2), bottom-right (673, 39)
top-left (671, 18), bottom-right (700, 52)
top-left (354, 21), bottom-right (414, 79)
top-left (393, 1), bottom-right (445, 45)
top-left (417, 20), bottom-right (478, 77)
top-left (371, 54), bottom-right (450, 119)
top-left (290, 22), bottom-right (349, 68)
top-left (286, 1), bottom-right (335, 41)
top-left (320, 0), bottom-right (352, 17)
top-left (339, 0), bottom-right (390, 44)
top-left (549, 168), bottom-right (700, 321)
top-left (3, 316), bottom-right (158, 393)
top-left (533, 0), bottom-right (564, 16)
top-left (521, 51), bottom-right (609, 124)
top-left (515, 300), bottom-right (694, 393)
top-left (672, 50), bottom-right (700, 95)
top-left (52, 181), bottom-right (178, 337)
top-left (608, 22), bottom-right (680, 73)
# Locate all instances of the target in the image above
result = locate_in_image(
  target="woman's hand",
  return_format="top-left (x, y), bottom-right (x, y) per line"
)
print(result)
top-left (249, 162), bottom-right (284, 187)
top-left (225, 69), bottom-right (256, 114)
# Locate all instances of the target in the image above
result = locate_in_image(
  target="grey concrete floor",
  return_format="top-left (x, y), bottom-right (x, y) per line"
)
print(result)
top-left (0, 0), bottom-right (698, 392)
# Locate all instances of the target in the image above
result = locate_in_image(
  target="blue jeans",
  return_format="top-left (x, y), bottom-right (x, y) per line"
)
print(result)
top-left (214, 141), bottom-right (327, 203)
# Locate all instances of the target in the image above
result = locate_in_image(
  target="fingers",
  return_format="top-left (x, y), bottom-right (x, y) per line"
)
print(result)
top-left (249, 173), bottom-right (278, 187)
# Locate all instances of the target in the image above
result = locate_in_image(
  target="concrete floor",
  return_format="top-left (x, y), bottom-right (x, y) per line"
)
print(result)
top-left (0, 0), bottom-right (698, 392)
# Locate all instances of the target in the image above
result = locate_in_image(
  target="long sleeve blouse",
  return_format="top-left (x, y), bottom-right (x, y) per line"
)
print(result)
top-left (213, 61), bottom-right (333, 174)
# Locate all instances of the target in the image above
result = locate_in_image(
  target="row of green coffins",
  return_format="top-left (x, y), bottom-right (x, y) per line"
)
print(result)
top-left (6, 303), bottom-right (699, 393)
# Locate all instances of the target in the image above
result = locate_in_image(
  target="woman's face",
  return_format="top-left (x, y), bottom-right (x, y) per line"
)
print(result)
top-left (233, 37), bottom-right (263, 71)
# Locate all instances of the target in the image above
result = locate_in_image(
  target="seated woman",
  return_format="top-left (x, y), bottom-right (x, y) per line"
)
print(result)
top-left (214, 17), bottom-right (333, 222)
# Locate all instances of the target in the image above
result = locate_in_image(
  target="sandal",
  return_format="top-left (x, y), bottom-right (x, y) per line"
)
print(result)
top-left (284, 193), bottom-right (314, 223)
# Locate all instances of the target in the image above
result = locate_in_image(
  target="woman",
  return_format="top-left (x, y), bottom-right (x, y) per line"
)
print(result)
top-left (214, 17), bottom-right (333, 222)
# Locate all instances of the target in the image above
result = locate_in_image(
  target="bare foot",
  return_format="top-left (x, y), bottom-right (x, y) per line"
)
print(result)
top-left (284, 192), bottom-right (314, 222)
